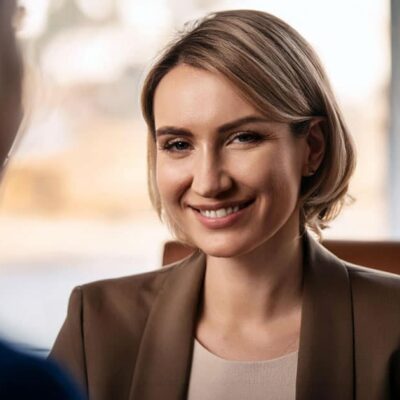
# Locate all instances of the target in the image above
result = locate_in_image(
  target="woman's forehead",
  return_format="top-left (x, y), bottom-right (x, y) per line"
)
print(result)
top-left (153, 64), bottom-right (259, 130)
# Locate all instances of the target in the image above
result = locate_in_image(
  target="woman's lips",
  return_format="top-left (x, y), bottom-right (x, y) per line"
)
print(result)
top-left (191, 199), bottom-right (254, 229)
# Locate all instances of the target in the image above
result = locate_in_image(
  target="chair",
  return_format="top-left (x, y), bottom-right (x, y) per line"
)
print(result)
top-left (323, 240), bottom-right (400, 275)
top-left (162, 240), bottom-right (400, 275)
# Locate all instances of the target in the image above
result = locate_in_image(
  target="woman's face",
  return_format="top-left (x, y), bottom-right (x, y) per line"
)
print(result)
top-left (153, 64), bottom-right (311, 258)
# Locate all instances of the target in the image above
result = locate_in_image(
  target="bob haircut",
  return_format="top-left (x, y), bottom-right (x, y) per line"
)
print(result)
top-left (141, 9), bottom-right (356, 240)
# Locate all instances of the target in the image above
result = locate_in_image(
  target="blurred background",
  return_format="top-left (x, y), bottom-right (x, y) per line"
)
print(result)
top-left (0, 0), bottom-right (395, 351)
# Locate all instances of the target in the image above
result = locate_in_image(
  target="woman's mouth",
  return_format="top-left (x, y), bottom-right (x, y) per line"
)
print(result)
top-left (194, 199), bottom-right (254, 219)
top-left (189, 199), bottom-right (254, 228)
top-left (199, 206), bottom-right (239, 219)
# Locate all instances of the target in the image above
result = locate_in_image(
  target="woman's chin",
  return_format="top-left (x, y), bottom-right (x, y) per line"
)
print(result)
top-left (195, 239), bottom-right (251, 259)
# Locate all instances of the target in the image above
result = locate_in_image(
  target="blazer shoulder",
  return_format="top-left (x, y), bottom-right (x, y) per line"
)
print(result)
top-left (346, 262), bottom-right (400, 291)
top-left (77, 253), bottom-right (196, 310)
top-left (81, 263), bottom-right (170, 292)
top-left (346, 262), bottom-right (400, 314)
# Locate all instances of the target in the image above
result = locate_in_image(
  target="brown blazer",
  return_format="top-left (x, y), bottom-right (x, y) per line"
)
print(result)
top-left (50, 234), bottom-right (400, 400)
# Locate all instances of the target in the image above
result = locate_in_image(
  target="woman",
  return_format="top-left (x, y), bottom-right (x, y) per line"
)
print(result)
top-left (50, 9), bottom-right (400, 400)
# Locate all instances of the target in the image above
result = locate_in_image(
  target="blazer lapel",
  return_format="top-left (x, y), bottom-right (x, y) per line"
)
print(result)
top-left (129, 233), bottom-right (355, 400)
top-left (129, 251), bottom-right (206, 400)
top-left (296, 233), bottom-right (355, 399)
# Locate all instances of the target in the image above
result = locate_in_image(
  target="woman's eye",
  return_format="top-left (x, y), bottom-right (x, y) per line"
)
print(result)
top-left (162, 140), bottom-right (191, 152)
top-left (231, 132), bottom-right (263, 144)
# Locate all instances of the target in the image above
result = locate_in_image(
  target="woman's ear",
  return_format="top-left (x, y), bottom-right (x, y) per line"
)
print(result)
top-left (301, 118), bottom-right (326, 177)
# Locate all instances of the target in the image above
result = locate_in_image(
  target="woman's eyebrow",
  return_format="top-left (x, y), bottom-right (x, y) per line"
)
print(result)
top-left (155, 115), bottom-right (271, 137)
top-left (155, 127), bottom-right (192, 138)
top-left (217, 115), bottom-right (272, 133)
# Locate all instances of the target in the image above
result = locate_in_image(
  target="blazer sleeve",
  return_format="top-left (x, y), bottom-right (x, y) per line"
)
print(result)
top-left (49, 287), bottom-right (88, 396)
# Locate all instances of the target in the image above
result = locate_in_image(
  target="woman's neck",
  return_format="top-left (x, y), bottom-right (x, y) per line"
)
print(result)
top-left (201, 227), bottom-right (304, 329)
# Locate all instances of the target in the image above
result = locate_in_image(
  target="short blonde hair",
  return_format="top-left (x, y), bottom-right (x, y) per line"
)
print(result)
top-left (141, 9), bottom-right (356, 238)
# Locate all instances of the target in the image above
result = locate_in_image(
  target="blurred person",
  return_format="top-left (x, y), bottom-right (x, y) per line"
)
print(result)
top-left (51, 9), bottom-right (400, 399)
top-left (0, 1), bottom-right (84, 398)
top-left (0, 341), bottom-right (84, 400)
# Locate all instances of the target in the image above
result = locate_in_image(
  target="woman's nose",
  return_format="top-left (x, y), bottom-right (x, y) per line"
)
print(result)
top-left (191, 152), bottom-right (232, 198)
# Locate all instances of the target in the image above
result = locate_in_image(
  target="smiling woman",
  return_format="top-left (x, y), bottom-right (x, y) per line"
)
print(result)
top-left (143, 11), bottom-right (357, 234)
top-left (50, 9), bottom-right (400, 400)
top-left (152, 65), bottom-right (323, 258)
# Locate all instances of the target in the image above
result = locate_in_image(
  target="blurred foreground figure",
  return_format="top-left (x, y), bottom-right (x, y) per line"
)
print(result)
top-left (0, 1), bottom-right (83, 399)
top-left (0, 342), bottom-right (83, 399)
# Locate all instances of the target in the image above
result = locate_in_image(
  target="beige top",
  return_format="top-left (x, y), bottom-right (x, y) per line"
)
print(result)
top-left (187, 339), bottom-right (298, 400)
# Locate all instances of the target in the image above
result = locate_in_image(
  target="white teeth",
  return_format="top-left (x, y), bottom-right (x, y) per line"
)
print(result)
top-left (216, 209), bottom-right (226, 218)
top-left (200, 206), bottom-right (240, 219)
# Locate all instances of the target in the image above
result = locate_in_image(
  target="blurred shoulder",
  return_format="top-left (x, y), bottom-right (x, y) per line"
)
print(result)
top-left (0, 341), bottom-right (83, 399)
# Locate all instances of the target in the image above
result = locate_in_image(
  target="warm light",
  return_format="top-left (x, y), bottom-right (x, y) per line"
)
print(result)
top-left (75, 0), bottom-right (114, 21)
top-left (41, 25), bottom-right (128, 85)
top-left (17, 0), bottom-right (50, 38)
top-left (117, 0), bottom-right (172, 41)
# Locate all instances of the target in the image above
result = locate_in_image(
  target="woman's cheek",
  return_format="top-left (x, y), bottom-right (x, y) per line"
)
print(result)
top-left (156, 159), bottom-right (191, 204)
